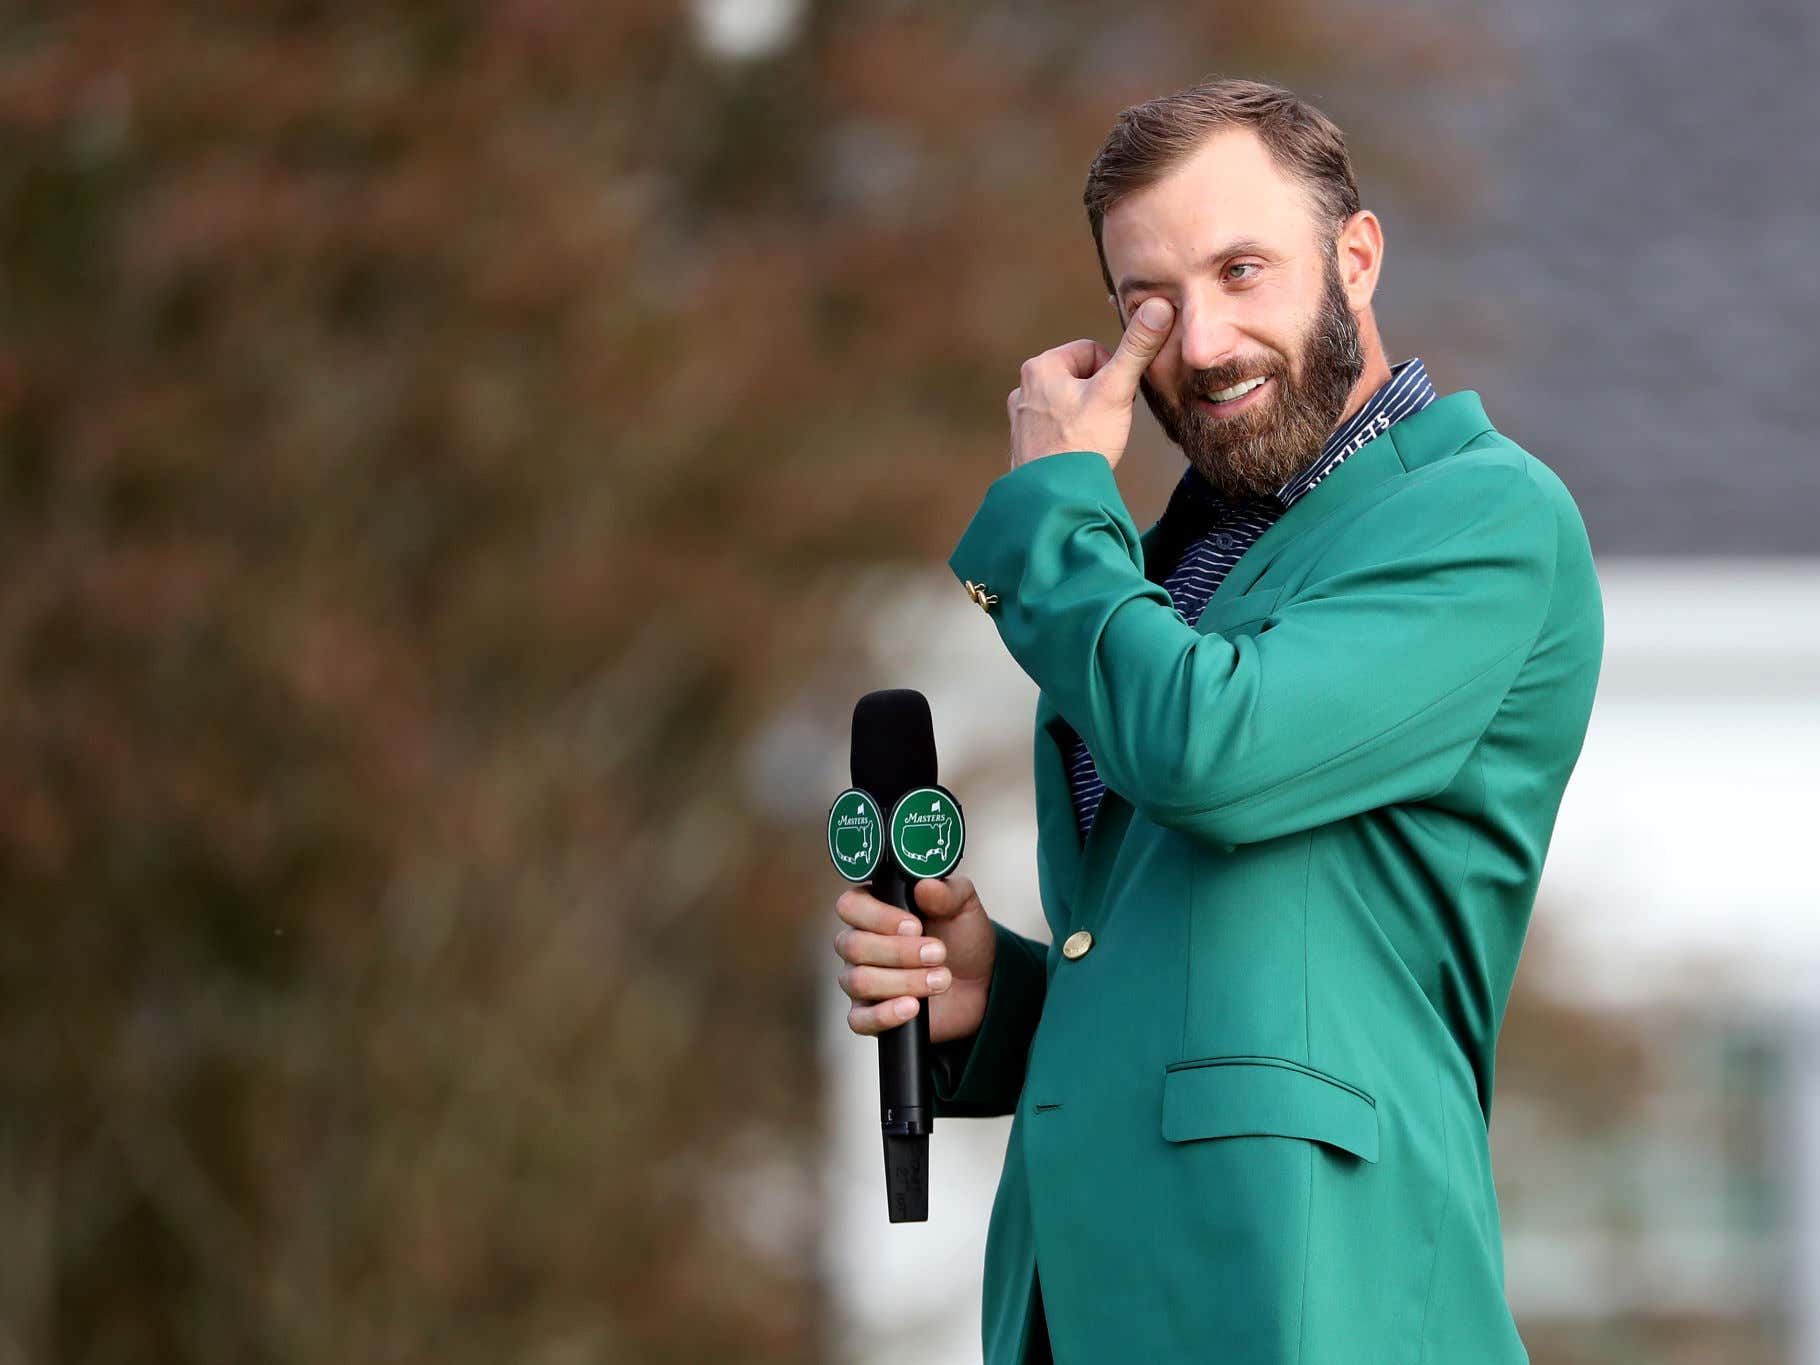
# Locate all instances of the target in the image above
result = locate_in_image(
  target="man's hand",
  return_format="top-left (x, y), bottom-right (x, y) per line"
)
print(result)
top-left (834, 874), bottom-right (996, 1043)
top-left (1005, 296), bottom-right (1175, 472)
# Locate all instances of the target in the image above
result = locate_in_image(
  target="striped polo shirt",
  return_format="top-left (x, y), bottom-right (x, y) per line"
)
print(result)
top-left (1064, 357), bottom-right (1437, 841)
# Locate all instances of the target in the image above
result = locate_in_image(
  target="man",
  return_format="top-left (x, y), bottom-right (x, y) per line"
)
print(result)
top-left (833, 77), bottom-right (1602, 1363)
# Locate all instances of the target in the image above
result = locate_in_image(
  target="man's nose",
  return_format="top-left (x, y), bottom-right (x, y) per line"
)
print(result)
top-left (1174, 299), bottom-right (1247, 374)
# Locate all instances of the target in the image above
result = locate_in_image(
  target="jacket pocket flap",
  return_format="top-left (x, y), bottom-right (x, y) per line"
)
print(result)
top-left (1161, 1056), bottom-right (1379, 1163)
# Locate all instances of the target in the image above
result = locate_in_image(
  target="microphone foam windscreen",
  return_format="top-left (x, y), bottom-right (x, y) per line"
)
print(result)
top-left (850, 689), bottom-right (937, 810)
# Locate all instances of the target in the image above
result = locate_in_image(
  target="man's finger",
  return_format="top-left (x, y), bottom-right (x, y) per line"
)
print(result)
top-left (836, 887), bottom-right (921, 939)
top-left (914, 873), bottom-right (979, 920)
top-left (1093, 297), bottom-right (1175, 402)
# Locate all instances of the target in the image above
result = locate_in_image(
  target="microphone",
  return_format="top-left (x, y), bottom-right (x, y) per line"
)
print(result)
top-left (831, 689), bottom-right (966, 1223)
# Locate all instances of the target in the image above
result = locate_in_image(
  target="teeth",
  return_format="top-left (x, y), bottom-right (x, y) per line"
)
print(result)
top-left (1207, 376), bottom-right (1267, 402)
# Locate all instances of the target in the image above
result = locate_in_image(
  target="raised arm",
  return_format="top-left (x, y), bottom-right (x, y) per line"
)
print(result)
top-left (947, 448), bottom-right (1563, 849)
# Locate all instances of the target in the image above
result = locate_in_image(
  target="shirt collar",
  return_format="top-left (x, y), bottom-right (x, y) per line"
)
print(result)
top-left (1169, 356), bottom-right (1436, 521)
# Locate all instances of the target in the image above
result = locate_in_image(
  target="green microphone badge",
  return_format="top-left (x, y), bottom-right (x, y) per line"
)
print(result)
top-left (827, 788), bottom-right (884, 883)
top-left (887, 785), bottom-right (965, 881)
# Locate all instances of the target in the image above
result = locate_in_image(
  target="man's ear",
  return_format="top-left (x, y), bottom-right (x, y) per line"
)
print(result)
top-left (1335, 209), bottom-right (1384, 309)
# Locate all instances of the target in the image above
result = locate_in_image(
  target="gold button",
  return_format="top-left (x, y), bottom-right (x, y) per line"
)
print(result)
top-left (963, 579), bottom-right (999, 612)
top-left (1062, 929), bottom-right (1094, 960)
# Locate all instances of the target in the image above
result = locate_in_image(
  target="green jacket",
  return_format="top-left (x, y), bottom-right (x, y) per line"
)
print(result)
top-left (934, 390), bottom-right (1603, 1364)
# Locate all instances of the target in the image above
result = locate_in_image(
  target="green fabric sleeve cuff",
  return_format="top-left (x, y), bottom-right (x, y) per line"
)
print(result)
top-left (946, 450), bottom-right (1140, 603)
top-left (929, 918), bottom-right (1051, 1119)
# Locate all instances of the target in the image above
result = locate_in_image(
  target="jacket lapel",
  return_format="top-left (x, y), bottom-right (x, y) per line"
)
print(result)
top-left (1207, 390), bottom-right (1492, 605)
top-left (1204, 426), bottom-right (1398, 605)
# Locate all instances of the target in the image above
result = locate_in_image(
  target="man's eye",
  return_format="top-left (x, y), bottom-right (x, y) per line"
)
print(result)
top-left (1225, 262), bottom-right (1260, 281)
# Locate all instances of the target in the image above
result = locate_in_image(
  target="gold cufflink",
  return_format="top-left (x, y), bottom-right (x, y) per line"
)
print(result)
top-left (964, 580), bottom-right (999, 612)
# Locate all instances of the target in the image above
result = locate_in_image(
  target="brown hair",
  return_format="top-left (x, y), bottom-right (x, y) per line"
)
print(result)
top-left (1083, 77), bottom-right (1362, 299)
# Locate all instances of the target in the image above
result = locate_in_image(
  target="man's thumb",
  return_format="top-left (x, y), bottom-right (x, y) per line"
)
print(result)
top-left (914, 873), bottom-right (977, 920)
top-left (1098, 297), bottom-right (1175, 398)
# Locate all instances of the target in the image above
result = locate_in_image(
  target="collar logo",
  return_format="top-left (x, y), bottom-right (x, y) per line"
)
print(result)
top-left (827, 788), bottom-right (884, 883)
top-left (888, 786), bottom-right (964, 881)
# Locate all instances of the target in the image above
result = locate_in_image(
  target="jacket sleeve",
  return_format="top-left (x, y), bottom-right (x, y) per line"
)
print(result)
top-left (929, 918), bottom-right (1050, 1118)
top-left (946, 449), bottom-right (1560, 849)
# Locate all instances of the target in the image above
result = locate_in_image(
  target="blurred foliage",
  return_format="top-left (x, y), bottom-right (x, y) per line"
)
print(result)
top-left (1490, 927), bottom-right (1790, 1365)
top-left (0, 2), bottom-right (1772, 1363)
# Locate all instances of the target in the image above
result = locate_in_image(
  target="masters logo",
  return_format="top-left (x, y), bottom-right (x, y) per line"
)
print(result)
top-left (826, 788), bottom-right (883, 883)
top-left (888, 786), bottom-right (964, 880)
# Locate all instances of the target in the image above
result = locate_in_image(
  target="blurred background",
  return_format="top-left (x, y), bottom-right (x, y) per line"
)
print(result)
top-left (1, 2), bottom-right (1814, 1362)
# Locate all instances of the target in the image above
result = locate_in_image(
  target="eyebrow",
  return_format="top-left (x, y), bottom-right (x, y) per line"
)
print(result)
top-left (1115, 238), bottom-right (1271, 299)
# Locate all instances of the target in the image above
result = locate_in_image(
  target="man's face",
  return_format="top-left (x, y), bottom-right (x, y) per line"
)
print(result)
top-left (1101, 128), bottom-right (1366, 502)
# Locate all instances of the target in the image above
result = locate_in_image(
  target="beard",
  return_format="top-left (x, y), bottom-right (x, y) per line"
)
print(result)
top-left (1138, 251), bottom-right (1366, 503)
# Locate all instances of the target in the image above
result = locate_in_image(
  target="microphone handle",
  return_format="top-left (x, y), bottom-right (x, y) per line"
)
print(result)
top-left (872, 856), bottom-right (931, 1223)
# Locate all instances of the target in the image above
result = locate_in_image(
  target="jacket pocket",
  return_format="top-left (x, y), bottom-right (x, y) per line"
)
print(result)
top-left (1160, 1055), bottom-right (1379, 1163)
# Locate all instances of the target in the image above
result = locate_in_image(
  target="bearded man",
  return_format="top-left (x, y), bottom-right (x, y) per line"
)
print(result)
top-left (833, 76), bottom-right (1604, 1364)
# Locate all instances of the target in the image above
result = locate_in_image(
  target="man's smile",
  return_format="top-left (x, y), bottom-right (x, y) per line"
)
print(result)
top-left (1194, 374), bottom-right (1273, 416)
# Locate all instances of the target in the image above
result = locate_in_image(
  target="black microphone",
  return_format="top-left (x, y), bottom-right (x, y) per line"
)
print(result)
top-left (833, 688), bottom-right (966, 1223)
